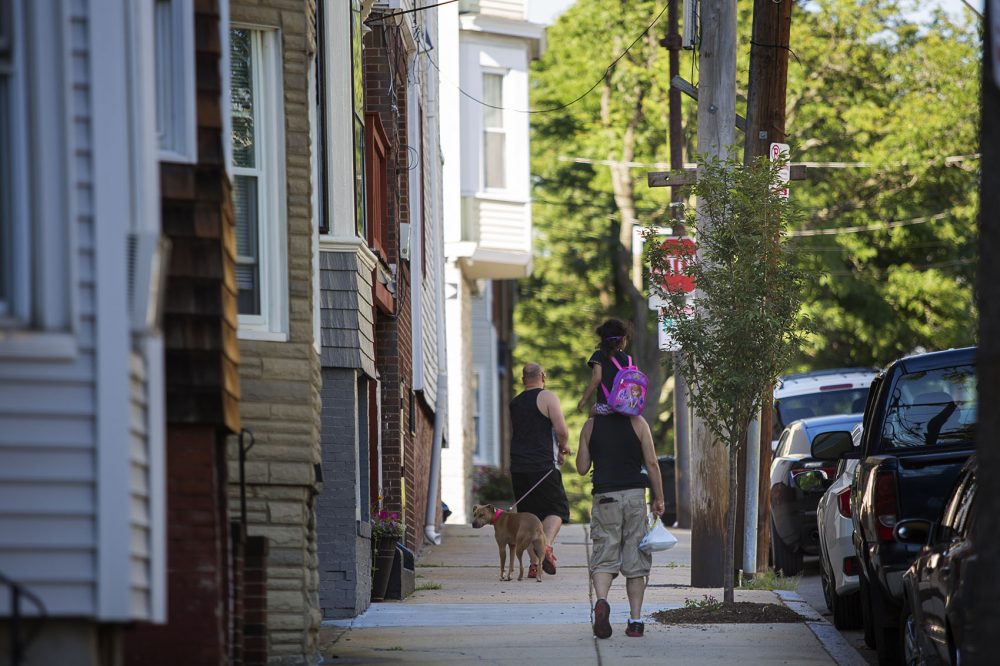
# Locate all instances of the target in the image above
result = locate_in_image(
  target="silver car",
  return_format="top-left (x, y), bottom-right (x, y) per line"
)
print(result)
top-left (814, 422), bottom-right (864, 629)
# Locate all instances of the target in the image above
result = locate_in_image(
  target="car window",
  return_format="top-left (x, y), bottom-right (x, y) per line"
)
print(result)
top-left (880, 365), bottom-right (976, 449)
top-left (776, 430), bottom-right (792, 457)
top-left (773, 388), bottom-right (869, 440)
top-left (788, 428), bottom-right (811, 456)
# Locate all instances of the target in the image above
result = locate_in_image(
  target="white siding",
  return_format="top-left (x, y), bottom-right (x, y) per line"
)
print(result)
top-left (470, 289), bottom-right (499, 467)
top-left (128, 351), bottom-right (151, 616)
top-left (0, 0), bottom-right (98, 617)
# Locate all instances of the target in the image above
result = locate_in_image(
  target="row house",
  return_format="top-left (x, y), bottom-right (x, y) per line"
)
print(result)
top-left (0, 0), bottom-right (244, 664)
top-left (315, 0), bottom-right (447, 622)
top-left (440, 0), bottom-right (545, 522)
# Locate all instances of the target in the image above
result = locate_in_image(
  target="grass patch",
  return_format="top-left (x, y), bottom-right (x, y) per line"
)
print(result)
top-left (739, 568), bottom-right (800, 591)
top-left (684, 595), bottom-right (723, 612)
top-left (415, 582), bottom-right (442, 591)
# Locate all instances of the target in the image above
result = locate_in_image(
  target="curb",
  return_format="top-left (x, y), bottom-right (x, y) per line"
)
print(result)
top-left (776, 590), bottom-right (868, 666)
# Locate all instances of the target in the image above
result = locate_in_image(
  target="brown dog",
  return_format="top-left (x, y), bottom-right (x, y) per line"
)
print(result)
top-left (471, 504), bottom-right (546, 582)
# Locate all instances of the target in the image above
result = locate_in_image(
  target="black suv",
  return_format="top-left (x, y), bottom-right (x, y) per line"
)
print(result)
top-left (815, 347), bottom-right (976, 665)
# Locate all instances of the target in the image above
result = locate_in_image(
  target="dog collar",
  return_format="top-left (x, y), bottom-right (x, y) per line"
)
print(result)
top-left (491, 508), bottom-right (503, 525)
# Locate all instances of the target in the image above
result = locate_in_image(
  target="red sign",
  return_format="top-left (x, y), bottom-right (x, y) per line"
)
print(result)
top-left (657, 237), bottom-right (696, 294)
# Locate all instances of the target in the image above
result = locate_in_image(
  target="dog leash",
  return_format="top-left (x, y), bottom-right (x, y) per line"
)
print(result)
top-left (510, 468), bottom-right (555, 509)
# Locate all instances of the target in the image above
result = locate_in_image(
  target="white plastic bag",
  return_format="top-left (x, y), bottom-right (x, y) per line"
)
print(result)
top-left (639, 513), bottom-right (678, 553)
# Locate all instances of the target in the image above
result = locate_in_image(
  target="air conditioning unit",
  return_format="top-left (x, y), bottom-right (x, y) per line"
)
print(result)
top-left (682, 0), bottom-right (698, 50)
top-left (127, 231), bottom-right (171, 333)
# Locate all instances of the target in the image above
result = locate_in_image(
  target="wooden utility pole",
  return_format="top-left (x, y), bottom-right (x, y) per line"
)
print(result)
top-left (662, 0), bottom-right (692, 530)
top-left (689, 0), bottom-right (737, 588)
top-left (967, 3), bottom-right (999, 663)
top-left (741, 0), bottom-right (793, 574)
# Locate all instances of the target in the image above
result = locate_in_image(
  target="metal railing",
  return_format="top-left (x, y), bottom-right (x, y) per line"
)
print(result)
top-left (0, 571), bottom-right (47, 666)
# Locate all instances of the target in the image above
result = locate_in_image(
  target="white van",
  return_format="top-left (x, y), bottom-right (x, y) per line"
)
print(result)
top-left (771, 368), bottom-right (877, 450)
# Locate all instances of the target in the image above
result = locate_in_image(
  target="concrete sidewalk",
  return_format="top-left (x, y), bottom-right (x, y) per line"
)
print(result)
top-left (319, 522), bottom-right (857, 665)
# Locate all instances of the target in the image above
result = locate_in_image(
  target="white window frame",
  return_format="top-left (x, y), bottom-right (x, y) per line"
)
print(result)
top-left (153, 0), bottom-right (196, 163)
top-left (0, 0), bottom-right (75, 359)
top-left (481, 68), bottom-right (507, 192)
top-left (231, 26), bottom-right (288, 341)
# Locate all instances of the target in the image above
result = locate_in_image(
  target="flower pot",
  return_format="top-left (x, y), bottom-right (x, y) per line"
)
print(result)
top-left (371, 537), bottom-right (398, 601)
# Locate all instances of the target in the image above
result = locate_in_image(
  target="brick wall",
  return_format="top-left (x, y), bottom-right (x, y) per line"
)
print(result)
top-left (125, 426), bottom-right (231, 666)
top-left (229, 0), bottom-right (323, 662)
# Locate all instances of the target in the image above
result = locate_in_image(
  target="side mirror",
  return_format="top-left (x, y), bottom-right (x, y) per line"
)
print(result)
top-left (894, 519), bottom-right (934, 546)
top-left (811, 430), bottom-right (854, 461)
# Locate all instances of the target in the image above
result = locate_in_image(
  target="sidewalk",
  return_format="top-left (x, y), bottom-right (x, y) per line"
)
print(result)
top-left (319, 522), bottom-right (855, 665)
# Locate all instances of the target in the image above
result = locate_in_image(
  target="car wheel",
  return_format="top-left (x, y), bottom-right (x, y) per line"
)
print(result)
top-left (820, 556), bottom-right (833, 611)
top-left (770, 522), bottom-right (803, 576)
top-left (899, 598), bottom-right (921, 666)
top-left (872, 582), bottom-right (901, 665)
top-left (860, 573), bottom-right (877, 649)
top-left (832, 589), bottom-right (863, 630)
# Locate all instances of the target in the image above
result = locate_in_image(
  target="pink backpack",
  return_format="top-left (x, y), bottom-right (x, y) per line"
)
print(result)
top-left (601, 355), bottom-right (648, 416)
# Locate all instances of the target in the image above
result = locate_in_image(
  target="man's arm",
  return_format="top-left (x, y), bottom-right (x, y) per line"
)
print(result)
top-left (542, 391), bottom-right (571, 454)
top-left (633, 416), bottom-right (665, 516)
top-left (576, 419), bottom-right (594, 476)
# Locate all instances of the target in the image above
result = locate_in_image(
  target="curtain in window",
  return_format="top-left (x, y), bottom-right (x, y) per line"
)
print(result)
top-left (482, 73), bottom-right (505, 189)
top-left (230, 28), bottom-right (261, 316)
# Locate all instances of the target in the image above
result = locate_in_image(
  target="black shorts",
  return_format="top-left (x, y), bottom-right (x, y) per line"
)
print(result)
top-left (510, 469), bottom-right (570, 524)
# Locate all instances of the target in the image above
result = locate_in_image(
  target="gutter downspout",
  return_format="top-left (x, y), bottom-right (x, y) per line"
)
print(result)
top-left (424, 263), bottom-right (447, 545)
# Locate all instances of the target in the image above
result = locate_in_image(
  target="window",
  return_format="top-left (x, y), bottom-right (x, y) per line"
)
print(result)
top-left (471, 372), bottom-right (482, 460)
top-left (880, 365), bottom-right (977, 449)
top-left (314, 0), bottom-right (329, 234)
top-left (230, 27), bottom-right (287, 338)
top-left (0, 0), bottom-right (14, 319)
top-left (153, 0), bottom-right (196, 162)
top-left (351, 0), bottom-right (366, 239)
top-left (364, 112), bottom-right (389, 260)
top-left (482, 72), bottom-right (505, 190)
top-left (0, 0), bottom-right (28, 327)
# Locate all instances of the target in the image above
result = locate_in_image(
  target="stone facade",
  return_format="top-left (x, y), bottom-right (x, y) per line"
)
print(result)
top-left (229, 0), bottom-right (323, 662)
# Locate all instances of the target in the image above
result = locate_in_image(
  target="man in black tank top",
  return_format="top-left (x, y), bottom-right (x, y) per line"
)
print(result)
top-left (576, 413), bottom-right (664, 639)
top-left (509, 363), bottom-right (571, 576)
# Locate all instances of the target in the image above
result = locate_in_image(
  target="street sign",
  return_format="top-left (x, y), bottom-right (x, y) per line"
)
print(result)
top-left (658, 313), bottom-right (680, 352)
top-left (770, 142), bottom-right (790, 199)
top-left (648, 237), bottom-right (697, 310)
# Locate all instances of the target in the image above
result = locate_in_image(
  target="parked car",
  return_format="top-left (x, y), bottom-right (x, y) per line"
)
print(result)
top-left (769, 413), bottom-right (863, 576)
top-left (817, 347), bottom-right (976, 665)
top-left (772, 368), bottom-right (877, 449)
top-left (813, 422), bottom-right (865, 629)
top-left (896, 456), bottom-right (978, 666)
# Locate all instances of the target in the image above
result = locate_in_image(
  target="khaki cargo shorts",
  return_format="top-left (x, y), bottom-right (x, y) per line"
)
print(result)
top-left (588, 488), bottom-right (651, 579)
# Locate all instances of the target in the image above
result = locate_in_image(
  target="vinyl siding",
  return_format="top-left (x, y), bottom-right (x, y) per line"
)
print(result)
top-left (0, 0), bottom-right (98, 617)
top-left (470, 289), bottom-right (499, 466)
top-left (128, 351), bottom-right (152, 616)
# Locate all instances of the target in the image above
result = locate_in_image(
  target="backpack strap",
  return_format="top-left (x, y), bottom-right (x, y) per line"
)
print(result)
top-left (601, 354), bottom-right (625, 400)
top-left (626, 355), bottom-right (632, 367)
top-left (610, 354), bottom-right (624, 371)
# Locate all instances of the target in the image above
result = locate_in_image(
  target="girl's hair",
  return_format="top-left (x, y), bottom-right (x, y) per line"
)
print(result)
top-left (596, 318), bottom-right (628, 356)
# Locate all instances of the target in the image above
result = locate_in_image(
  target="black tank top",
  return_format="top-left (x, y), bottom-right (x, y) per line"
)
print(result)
top-left (509, 388), bottom-right (555, 473)
top-left (590, 414), bottom-right (648, 494)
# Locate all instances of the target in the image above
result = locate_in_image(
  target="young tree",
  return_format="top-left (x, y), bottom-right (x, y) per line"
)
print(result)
top-left (646, 154), bottom-right (805, 604)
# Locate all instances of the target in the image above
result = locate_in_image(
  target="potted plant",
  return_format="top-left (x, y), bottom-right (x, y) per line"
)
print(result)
top-left (370, 508), bottom-right (403, 601)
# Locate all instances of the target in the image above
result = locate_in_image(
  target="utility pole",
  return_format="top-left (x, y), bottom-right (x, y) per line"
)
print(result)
top-left (967, 3), bottom-right (999, 663)
top-left (689, 0), bottom-right (736, 588)
top-left (662, 0), bottom-right (691, 530)
top-left (741, 0), bottom-right (793, 575)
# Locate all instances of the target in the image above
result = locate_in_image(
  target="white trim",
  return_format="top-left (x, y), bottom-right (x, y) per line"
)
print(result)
top-left (219, 0), bottom-right (232, 177)
top-left (154, 0), bottom-right (196, 163)
top-left (319, 235), bottom-right (379, 273)
top-left (237, 329), bottom-right (289, 343)
top-left (324, 0), bottom-right (360, 238)
top-left (90, 0), bottom-right (137, 621)
top-left (0, 331), bottom-right (78, 359)
top-left (145, 334), bottom-right (166, 622)
top-left (308, 54), bottom-right (321, 354)
top-left (407, 65), bottom-right (425, 390)
top-left (233, 27), bottom-right (288, 338)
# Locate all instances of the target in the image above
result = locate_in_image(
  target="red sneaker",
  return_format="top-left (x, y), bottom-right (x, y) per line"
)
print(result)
top-left (543, 545), bottom-right (557, 575)
top-left (593, 599), bottom-right (612, 639)
top-left (625, 621), bottom-right (645, 637)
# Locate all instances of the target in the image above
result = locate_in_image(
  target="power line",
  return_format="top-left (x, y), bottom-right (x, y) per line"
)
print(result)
top-left (790, 211), bottom-right (954, 237)
top-left (365, 0), bottom-right (460, 23)
top-left (424, 4), bottom-right (669, 114)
